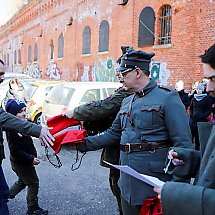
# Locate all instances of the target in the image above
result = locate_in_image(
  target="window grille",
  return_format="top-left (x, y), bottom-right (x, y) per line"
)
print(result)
top-left (159, 5), bottom-right (172, 45)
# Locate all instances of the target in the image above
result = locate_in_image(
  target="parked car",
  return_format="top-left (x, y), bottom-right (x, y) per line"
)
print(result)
top-left (3, 72), bottom-right (32, 80)
top-left (26, 80), bottom-right (66, 124)
top-left (41, 81), bottom-right (122, 123)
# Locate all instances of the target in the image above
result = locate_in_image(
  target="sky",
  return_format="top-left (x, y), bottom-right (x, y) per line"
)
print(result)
top-left (0, 0), bottom-right (26, 26)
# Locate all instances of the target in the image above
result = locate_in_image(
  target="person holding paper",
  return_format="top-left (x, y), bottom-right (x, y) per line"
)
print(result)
top-left (76, 48), bottom-right (193, 215)
top-left (154, 43), bottom-right (215, 215)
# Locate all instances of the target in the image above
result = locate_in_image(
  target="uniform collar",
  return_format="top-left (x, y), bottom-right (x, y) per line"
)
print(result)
top-left (135, 79), bottom-right (157, 97)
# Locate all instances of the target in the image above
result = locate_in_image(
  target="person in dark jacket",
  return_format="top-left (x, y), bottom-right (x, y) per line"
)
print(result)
top-left (175, 80), bottom-right (191, 111)
top-left (76, 48), bottom-right (193, 215)
top-left (154, 42), bottom-right (215, 215)
top-left (5, 99), bottom-right (48, 215)
top-left (189, 82), bottom-right (213, 149)
top-left (64, 46), bottom-right (134, 215)
top-left (0, 59), bottom-right (54, 215)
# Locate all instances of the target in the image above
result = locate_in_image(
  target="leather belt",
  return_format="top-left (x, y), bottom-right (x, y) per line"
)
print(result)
top-left (120, 141), bottom-right (171, 153)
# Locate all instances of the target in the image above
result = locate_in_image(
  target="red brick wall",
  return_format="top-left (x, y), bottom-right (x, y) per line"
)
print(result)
top-left (0, 0), bottom-right (214, 91)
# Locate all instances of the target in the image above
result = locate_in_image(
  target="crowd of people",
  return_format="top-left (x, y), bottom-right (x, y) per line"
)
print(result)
top-left (0, 42), bottom-right (215, 215)
top-left (176, 78), bottom-right (215, 150)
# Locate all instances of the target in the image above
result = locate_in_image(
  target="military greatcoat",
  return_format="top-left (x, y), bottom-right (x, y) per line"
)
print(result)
top-left (161, 122), bottom-right (215, 215)
top-left (78, 79), bottom-right (193, 205)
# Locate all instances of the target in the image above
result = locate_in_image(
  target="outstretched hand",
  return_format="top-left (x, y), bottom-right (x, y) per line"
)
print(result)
top-left (39, 126), bottom-right (54, 147)
top-left (63, 109), bottom-right (74, 119)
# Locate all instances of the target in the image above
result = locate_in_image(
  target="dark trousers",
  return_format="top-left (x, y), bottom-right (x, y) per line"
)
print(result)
top-left (109, 168), bottom-right (122, 214)
top-left (121, 195), bottom-right (141, 215)
top-left (10, 161), bottom-right (39, 207)
top-left (191, 126), bottom-right (200, 150)
top-left (0, 165), bottom-right (9, 215)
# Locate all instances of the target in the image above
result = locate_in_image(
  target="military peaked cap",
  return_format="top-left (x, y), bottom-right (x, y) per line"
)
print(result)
top-left (117, 48), bottom-right (155, 72)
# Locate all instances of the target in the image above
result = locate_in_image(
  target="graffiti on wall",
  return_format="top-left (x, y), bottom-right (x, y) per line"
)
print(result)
top-left (76, 62), bottom-right (96, 82)
top-left (46, 62), bottom-right (62, 80)
top-left (76, 58), bottom-right (118, 82)
top-left (26, 64), bottom-right (42, 78)
top-left (150, 62), bottom-right (170, 86)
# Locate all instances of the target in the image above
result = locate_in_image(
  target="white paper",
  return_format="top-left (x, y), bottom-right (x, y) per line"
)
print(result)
top-left (104, 161), bottom-right (164, 187)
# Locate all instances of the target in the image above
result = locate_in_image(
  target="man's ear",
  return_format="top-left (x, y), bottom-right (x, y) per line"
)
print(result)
top-left (136, 68), bottom-right (142, 78)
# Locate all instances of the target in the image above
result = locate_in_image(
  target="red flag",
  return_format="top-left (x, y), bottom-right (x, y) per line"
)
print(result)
top-left (139, 196), bottom-right (162, 215)
top-left (47, 114), bottom-right (87, 154)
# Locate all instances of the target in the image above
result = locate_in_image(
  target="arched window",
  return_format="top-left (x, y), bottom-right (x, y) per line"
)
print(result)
top-left (34, 43), bottom-right (38, 62)
top-left (98, 20), bottom-right (109, 52)
top-left (82, 26), bottom-right (91, 55)
top-left (18, 49), bottom-right (21, 64)
top-left (4, 54), bottom-right (6, 65)
top-left (58, 33), bottom-right (64, 58)
top-left (14, 50), bottom-right (17, 65)
top-left (50, 40), bottom-right (54, 60)
top-left (28, 45), bottom-right (32, 63)
top-left (7, 53), bottom-right (9, 66)
top-left (138, 7), bottom-right (155, 47)
top-left (158, 5), bottom-right (172, 45)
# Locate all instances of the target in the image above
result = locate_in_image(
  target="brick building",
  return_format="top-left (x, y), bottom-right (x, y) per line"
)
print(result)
top-left (0, 0), bottom-right (214, 90)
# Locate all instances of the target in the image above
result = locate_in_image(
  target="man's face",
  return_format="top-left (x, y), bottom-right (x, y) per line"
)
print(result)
top-left (118, 68), bottom-right (137, 91)
top-left (0, 63), bottom-right (5, 84)
top-left (203, 63), bottom-right (215, 97)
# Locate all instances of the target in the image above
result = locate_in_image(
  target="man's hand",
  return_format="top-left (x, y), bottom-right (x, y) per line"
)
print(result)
top-left (153, 186), bottom-right (164, 199)
top-left (168, 149), bottom-right (185, 166)
top-left (33, 157), bottom-right (40, 165)
top-left (39, 127), bottom-right (54, 147)
top-left (63, 109), bottom-right (74, 119)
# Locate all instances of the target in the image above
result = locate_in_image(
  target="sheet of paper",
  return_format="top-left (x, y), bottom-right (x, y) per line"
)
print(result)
top-left (104, 161), bottom-right (164, 187)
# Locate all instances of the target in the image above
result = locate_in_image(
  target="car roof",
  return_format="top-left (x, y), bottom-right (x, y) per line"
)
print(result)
top-left (58, 81), bottom-right (122, 88)
top-left (3, 72), bottom-right (33, 79)
top-left (30, 80), bottom-right (66, 87)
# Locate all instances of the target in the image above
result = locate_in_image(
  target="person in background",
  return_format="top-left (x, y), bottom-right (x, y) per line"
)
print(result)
top-left (189, 82), bottom-right (213, 150)
top-left (0, 59), bottom-right (54, 215)
top-left (75, 48), bottom-right (193, 215)
top-left (154, 42), bottom-right (215, 215)
top-left (1, 78), bottom-right (30, 109)
top-left (5, 99), bottom-right (48, 215)
top-left (175, 80), bottom-right (191, 111)
top-left (64, 46), bottom-right (134, 215)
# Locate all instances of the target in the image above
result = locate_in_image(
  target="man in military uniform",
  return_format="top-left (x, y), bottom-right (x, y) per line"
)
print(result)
top-left (64, 46), bottom-right (134, 215)
top-left (76, 48), bottom-right (193, 215)
top-left (0, 59), bottom-right (54, 215)
top-left (154, 43), bottom-right (215, 215)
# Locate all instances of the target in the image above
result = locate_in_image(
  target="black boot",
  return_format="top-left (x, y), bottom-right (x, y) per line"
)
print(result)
top-left (26, 206), bottom-right (48, 215)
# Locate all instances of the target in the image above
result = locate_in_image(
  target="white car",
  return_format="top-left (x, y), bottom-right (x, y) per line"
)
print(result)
top-left (41, 81), bottom-right (122, 123)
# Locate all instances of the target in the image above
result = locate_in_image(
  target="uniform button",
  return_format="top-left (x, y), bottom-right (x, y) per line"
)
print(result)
top-left (211, 155), bottom-right (214, 158)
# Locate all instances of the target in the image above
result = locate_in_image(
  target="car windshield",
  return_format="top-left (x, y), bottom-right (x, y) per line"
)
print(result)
top-left (45, 85), bottom-right (75, 106)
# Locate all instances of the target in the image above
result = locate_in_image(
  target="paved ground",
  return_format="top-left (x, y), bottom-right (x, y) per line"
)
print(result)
top-left (3, 137), bottom-right (118, 215)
